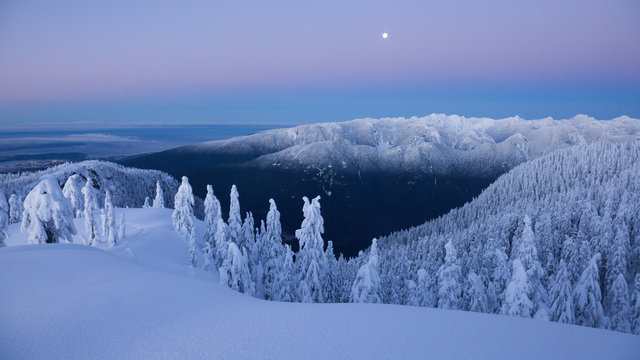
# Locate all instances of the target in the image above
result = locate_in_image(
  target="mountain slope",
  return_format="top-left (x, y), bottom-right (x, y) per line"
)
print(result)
top-left (1, 208), bottom-right (638, 360)
top-left (123, 115), bottom-right (640, 256)
top-left (368, 141), bottom-right (640, 332)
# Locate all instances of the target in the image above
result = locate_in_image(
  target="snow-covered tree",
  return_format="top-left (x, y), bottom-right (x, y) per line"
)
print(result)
top-left (172, 176), bottom-right (194, 235)
top-left (81, 179), bottom-right (100, 246)
top-left (437, 240), bottom-right (462, 310)
top-left (104, 191), bottom-right (117, 247)
top-left (278, 244), bottom-right (297, 302)
top-left (350, 238), bottom-right (382, 303)
top-left (548, 260), bottom-right (574, 324)
top-left (228, 185), bottom-right (242, 244)
top-left (62, 174), bottom-right (84, 218)
top-left (514, 215), bottom-right (548, 318)
top-left (0, 193), bottom-right (8, 247)
top-left (21, 177), bottom-right (77, 244)
top-left (409, 269), bottom-right (436, 307)
top-left (295, 196), bottom-right (326, 303)
top-left (574, 253), bottom-right (605, 328)
top-left (219, 242), bottom-right (254, 295)
top-left (214, 219), bottom-right (229, 268)
top-left (486, 247), bottom-right (510, 313)
top-left (8, 194), bottom-right (22, 224)
top-left (262, 199), bottom-right (284, 300)
top-left (608, 273), bottom-right (631, 332)
top-left (241, 212), bottom-right (255, 253)
top-left (203, 185), bottom-right (221, 270)
top-left (464, 272), bottom-right (488, 313)
top-left (152, 180), bottom-right (165, 208)
top-left (501, 259), bottom-right (533, 318)
top-left (0, 191), bottom-right (8, 220)
top-left (143, 197), bottom-right (151, 208)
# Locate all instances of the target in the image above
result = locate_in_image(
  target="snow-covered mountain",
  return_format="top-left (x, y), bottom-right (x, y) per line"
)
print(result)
top-left (129, 114), bottom-right (640, 177)
top-left (1, 208), bottom-right (638, 359)
top-left (0, 160), bottom-right (178, 209)
top-left (123, 114), bottom-right (640, 256)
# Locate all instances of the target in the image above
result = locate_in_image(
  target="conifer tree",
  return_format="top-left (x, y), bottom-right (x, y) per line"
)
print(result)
top-left (104, 191), bottom-right (117, 247)
top-left (219, 242), bottom-right (254, 295)
top-left (228, 185), bottom-right (242, 244)
top-left (295, 196), bottom-right (326, 303)
top-left (8, 194), bottom-right (22, 224)
top-left (21, 178), bottom-right (77, 244)
top-left (262, 199), bottom-right (284, 300)
top-left (514, 215), bottom-right (548, 318)
top-left (62, 174), bottom-right (84, 218)
top-left (350, 238), bottom-right (382, 303)
top-left (409, 269), bottom-right (436, 307)
top-left (437, 240), bottom-right (462, 310)
top-left (501, 259), bottom-right (533, 318)
top-left (172, 176), bottom-right (194, 235)
top-left (214, 219), bottom-right (229, 268)
top-left (278, 244), bottom-right (297, 302)
top-left (153, 181), bottom-right (165, 208)
top-left (143, 197), bottom-right (151, 208)
top-left (81, 179), bottom-right (99, 246)
top-left (548, 260), bottom-right (574, 324)
top-left (608, 273), bottom-right (631, 332)
top-left (574, 253), bottom-right (605, 328)
top-left (464, 272), bottom-right (488, 313)
top-left (203, 185), bottom-right (221, 269)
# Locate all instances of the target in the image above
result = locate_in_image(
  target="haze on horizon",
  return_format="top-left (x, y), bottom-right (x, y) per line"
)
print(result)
top-left (1, 0), bottom-right (639, 129)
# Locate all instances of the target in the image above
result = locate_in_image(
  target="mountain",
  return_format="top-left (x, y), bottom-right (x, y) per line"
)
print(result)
top-left (123, 114), bottom-right (640, 256)
top-left (2, 208), bottom-right (638, 359)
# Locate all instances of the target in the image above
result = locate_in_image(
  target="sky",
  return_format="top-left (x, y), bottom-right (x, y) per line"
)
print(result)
top-left (1, 0), bottom-right (639, 129)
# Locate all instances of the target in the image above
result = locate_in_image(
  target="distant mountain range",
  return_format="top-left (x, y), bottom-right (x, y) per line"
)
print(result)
top-left (124, 114), bottom-right (640, 256)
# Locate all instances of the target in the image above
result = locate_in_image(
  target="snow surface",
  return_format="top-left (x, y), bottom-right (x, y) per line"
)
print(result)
top-left (1, 208), bottom-right (639, 359)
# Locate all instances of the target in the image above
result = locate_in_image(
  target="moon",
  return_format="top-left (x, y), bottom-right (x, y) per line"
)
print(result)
top-left (382, 32), bottom-right (388, 39)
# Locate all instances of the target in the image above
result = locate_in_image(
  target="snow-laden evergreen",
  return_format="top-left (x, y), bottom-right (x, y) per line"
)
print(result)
top-left (203, 185), bottom-right (221, 270)
top-left (81, 179), bottom-right (100, 246)
top-left (574, 253), bottom-right (605, 329)
top-left (173, 176), bottom-right (196, 269)
top-left (152, 180), bottom-right (165, 208)
top-left (21, 177), bottom-right (77, 244)
top-left (227, 185), bottom-right (242, 246)
top-left (295, 196), bottom-right (326, 303)
top-left (350, 238), bottom-right (382, 303)
top-left (103, 191), bottom-right (117, 247)
top-left (436, 240), bottom-right (462, 310)
top-left (62, 174), bottom-right (84, 218)
top-left (0, 192), bottom-right (7, 247)
top-left (261, 199), bottom-right (284, 300)
top-left (8, 193), bottom-right (22, 224)
top-left (502, 259), bottom-right (533, 318)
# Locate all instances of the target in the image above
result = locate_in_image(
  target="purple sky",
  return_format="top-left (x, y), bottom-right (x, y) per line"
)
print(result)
top-left (0, 0), bottom-right (639, 125)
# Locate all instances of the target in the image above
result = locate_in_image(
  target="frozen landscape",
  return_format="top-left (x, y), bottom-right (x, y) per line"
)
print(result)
top-left (2, 208), bottom-right (639, 360)
top-left (1, 120), bottom-right (639, 359)
top-left (2, 1), bottom-right (639, 358)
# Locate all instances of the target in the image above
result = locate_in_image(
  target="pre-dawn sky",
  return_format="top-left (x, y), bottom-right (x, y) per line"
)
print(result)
top-left (1, 0), bottom-right (639, 127)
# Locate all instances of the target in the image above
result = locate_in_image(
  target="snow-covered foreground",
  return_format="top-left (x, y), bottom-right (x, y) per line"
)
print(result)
top-left (1, 209), bottom-right (638, 360)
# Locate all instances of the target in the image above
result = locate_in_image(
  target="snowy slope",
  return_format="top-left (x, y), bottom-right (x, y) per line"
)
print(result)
top-left (147, 114), bottom-right (640, 177)
top-left (1, 208), bottom-right (639, 360)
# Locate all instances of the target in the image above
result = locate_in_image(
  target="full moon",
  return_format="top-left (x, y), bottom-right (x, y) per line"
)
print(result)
top-left (382, 32), bottom-right (388, 39)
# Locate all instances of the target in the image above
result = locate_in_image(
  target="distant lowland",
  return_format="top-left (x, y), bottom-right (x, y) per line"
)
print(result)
top-left (0, 124), bottom-right (285, 172)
